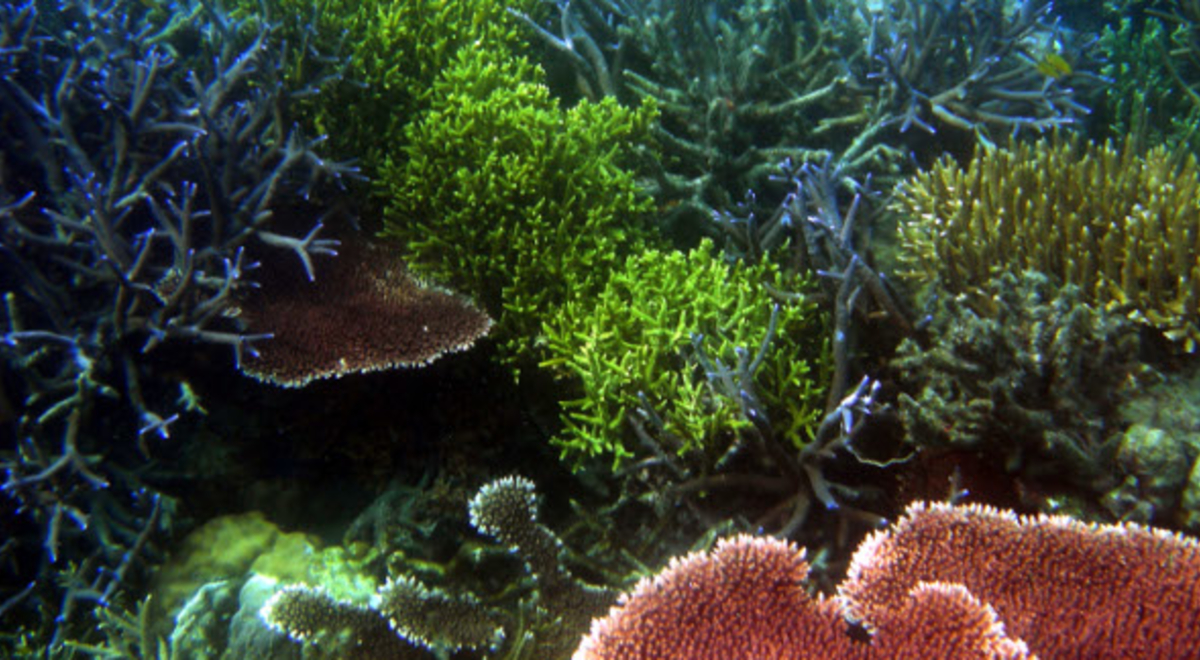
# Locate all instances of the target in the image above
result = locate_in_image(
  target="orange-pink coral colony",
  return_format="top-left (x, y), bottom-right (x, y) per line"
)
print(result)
top-left (842, 501), bottom-right (1200, 658)
top-left (574, 502), bottom-right (1200, 659)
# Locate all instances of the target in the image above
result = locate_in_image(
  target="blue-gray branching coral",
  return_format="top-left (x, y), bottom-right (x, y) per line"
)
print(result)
top-left (515, 0), bottom-right (1095, 242)
top-left (855, 0), bottom-right (1092, 145)
top-left (0, 0), bottom-right (353, 646)
top-left (515, 0), bottom-right (891, 234)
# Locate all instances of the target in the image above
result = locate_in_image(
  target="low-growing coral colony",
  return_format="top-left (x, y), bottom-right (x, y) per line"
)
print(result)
top-left (3, 0), bottom-right (1200, 658)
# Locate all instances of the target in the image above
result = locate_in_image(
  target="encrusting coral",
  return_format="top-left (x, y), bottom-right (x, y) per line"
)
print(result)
top-left (380, 45), bottom-right (658, 362)
top-left (894, 134), bottom-right (1200, 350)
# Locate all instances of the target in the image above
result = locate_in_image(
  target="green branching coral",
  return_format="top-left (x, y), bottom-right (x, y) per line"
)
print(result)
top-left (541, 239), bottom-right (827, 469)
top-left (894, 134), bottom-right (1200, 350)
top-left (232, 0), bottom-right (541, 175)
top-left (1097, 12), bottom-right (1200, 151)
top-left (380, 46), bottom-right (658, 360)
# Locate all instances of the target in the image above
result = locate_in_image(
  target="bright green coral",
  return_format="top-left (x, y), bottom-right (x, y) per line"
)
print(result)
top-left (231, 0), bottom-right (541, 175)
top-left (380, 45), bottom-right (658, 361)
top-left (541, 239), bottom-right (828, 469)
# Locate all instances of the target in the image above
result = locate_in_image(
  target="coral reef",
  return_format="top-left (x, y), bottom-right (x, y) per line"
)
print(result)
top-left (1116, 368), bottom-right (1200, 530)
top-left (1096, 8), bottom-right (1200, 150)
top-left (379, 45), bottom-right (657, 361)
top-left (231, 0), bottom-right (542, 178)
top-left (517, 0), bottom-right (1094, 238)
top-left (261, 581), bottom-right (500, 659)
top-left (576, 501), bottom-right (1200, 658)
top-left (517, 0), bottom-right (899, 235)
top-left (892, 271), bottom-right (1140, 515)
top-left (261, 476), bottom-right (613, 660)
top-left (468, 475), bottom-right (615, 657)
top-left (237, 237), bottom-right (492, 387)
top-left (4, 1), bottom-right (1200, 658)
top-left (576, 533), bottom-right (1030, 659)
top-left (541, 238), bottom-right (826, 467)
top-left (540, 235), bottom-right (898, 546)
top-left (840, 501), bottom-right (1200, 657)
top-left (854, 0), bottom-right (1091, 145)
top-left (0, 0), bottom-right (352, 646)
top-left (147, 511), bottom-right (321, 631)
top-left (1150, 0), bottom-right (1200, 149)
top-left (894, 134), bottom-right (1200, 349)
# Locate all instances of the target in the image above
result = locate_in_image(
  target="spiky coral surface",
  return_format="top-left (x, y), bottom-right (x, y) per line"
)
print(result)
top-left (895, 135), bottom-right (1200, 349)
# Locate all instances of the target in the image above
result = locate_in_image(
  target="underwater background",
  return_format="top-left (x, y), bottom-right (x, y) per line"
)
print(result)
top-left (2, 0), bottom-right (1200, 656)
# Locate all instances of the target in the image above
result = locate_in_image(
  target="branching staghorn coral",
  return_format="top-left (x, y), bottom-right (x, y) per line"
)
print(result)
top-left (541, 237), bottom-right (896, 544)
top-left (261, 579), bottom-right (502, 659)
top-left (853, 0), bottom-right (1091, 146)
top-left (1096, 10), bottom-right (1200, 151)
top-left (716, 157), bottom-right (913, 407)
top-left (514, 0), bottom-right (903, 237)
top-left (541, 239), bottom-right (828, 467)
top-left (1154, 0), bottom-right (1200, 113)
top-left (894, 134), bottom-right (1200, 349)
top-left (229, 0), bottom-right (543, 179)
top-left (0, 0), bottom-right (352, 647)
top-left (517, 0), bottom-right (1096, 238)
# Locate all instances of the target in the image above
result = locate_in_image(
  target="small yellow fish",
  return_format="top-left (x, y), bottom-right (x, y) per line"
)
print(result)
top-left (1035, 52), bottom-right (1073, 79)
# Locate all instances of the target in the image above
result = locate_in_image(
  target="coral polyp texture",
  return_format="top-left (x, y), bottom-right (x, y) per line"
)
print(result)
top-left (840, 501), bottom-right (1200, 658)
top-left (540, 239), bottom-right (827, 468)
top-left (891, 271), bottom-right (1140, 512)
top-left (574, 532), bottom-right (1030, 660)
top-left (893, 135), bottom-right (1200, 349)
top-left (575, 502), bottom-right (1200, 659)
top-left (237, 238), bottom-right (492, 387)
top-left (263, 476), bottom-right (610, 659)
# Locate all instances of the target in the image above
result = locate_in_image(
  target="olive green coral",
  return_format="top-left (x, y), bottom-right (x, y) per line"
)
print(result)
top-left (892, 271), bottom-right (1139, 510)
top-left (541, 239), bottom-right (827, 469)
top-left (894, 135), bottom-right (1200, 349)
top-left (1097, 14), bottom-right (1200, 151)
top-left (380, 45), bottom-right (658, 360)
